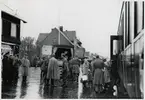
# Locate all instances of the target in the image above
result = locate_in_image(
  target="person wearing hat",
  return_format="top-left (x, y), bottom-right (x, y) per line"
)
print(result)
top-left (21, 53), bottom-right (30, 82)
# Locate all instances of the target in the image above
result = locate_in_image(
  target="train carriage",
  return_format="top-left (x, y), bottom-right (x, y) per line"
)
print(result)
top-left (110, 1), bottom-right (144, 99)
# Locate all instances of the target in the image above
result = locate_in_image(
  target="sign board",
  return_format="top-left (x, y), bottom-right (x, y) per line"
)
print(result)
top-left (42, 45), bottom-right (52, 56)
top-left (75, 48), bottom-right (85, 58)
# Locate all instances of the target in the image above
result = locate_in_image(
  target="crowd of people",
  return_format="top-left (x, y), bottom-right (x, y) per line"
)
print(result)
top-left (38, 52), bottom-right (111, 94)
top-left (2, 51), bottom-right (111, 95)
top-left (2, 52), bottom-right (30, 85)
top-left (39, 52), bottom-right (81, 87)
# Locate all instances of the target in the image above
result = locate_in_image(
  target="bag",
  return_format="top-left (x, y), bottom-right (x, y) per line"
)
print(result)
top-left (81, 75), bottom-right (88, 81)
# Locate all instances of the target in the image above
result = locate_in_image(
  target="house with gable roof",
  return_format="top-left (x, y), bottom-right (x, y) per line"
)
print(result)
top-left (36, 26), bottom-right (84, 60)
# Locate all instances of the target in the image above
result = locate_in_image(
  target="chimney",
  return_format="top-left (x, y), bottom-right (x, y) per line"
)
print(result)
top-left (59, 26), bottom-right (63, 32)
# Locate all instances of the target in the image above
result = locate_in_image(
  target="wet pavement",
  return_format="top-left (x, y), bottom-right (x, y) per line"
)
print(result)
top-left (78, 67), bottom-right (115, 99)
top-left (2, 67), bottom-right (121, 99)
top-left (2, 67), bottom-right (78, 99)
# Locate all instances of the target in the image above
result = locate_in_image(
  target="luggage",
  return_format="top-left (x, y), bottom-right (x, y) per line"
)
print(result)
top-left (81, 74), bottom-right (88, 83)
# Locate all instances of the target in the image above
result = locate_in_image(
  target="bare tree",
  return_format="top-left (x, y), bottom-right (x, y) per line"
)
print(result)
top-left (19, 36), bottom-right (37, 66)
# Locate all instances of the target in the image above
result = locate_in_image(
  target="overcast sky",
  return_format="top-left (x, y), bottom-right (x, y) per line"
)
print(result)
top-left (2, 0), bottom-right (123, 58)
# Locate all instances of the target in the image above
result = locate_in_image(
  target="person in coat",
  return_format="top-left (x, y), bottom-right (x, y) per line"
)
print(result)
top-left (46, 54), bottom-right (59, 86)
top-left (21, 53), bottom-right (30, 82)
top-left (69, 57), bottom-right (74, 81)
top-left (82, 58), bottom-right (89, 75)
top-left (80, 59), bottom-right (88, 88)
top-left (71, 56), bottom-right (80, 82)
top-left (12, 54), bottom-right (21, 83)
top-left (2, 52), bottom-right (10, 84)
top-left (62, 56), bottom-right (69, 87)
top-left (92, 55), bottom-right (104, 93)
top-left (103, 59), bottom-right (111, 91)
top-left (40, 57), bottom-right (46, 85)
top-left (42, 56), bottom-right (50, 86)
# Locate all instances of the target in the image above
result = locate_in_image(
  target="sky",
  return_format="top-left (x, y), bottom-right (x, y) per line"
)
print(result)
top-left (1, 0), bottom-right (123, 58)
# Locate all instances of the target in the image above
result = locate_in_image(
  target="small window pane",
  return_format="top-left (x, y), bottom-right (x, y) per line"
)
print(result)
top-left (11, 23), bottom-right (17, 37)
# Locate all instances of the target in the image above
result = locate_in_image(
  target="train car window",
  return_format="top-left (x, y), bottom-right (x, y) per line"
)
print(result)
top-left (128, 1), bottom-right (131, 44)
top-left (134, 1), bottom-right (138, 38)
top-left (125, 2), bottom-right (128, 47)
top-left (134, 1), bottom-right (144, 38)
top-left (122, 13), bottom-right (124, 50)
top-left (137, 1), bottom-right (144, 33)
top-left (142, 1), bottom-right (144, 29)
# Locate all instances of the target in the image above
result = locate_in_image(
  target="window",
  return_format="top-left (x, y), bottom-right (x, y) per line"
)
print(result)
top-left (128, 1), bottom-right (131, 44)
top-left (125, 2), bottom-right (128, 47)
top-left (134, 2), bottom-right (138, 37)
top-left (2, 12), bottom-right (20, 39)
top-left (11, 23), bottom-right (17, 37)
top-left (143, 2), bottom-right (144, 29)
top-left (134, 1), bottom-right (144, 37)
top-left (137, 1), bottom-right (143, 33)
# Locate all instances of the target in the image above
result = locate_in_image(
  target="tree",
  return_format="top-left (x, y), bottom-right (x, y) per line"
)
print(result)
top-left (19, 36), bottom-right (37, 66)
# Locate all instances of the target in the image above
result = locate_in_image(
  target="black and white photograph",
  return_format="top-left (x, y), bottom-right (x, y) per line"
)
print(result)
top-left (0, 0), bottom-right (144, 99)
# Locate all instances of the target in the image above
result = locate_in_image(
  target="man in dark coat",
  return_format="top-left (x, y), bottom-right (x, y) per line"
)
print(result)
top-left (2, 52), bottom-right (10, 84)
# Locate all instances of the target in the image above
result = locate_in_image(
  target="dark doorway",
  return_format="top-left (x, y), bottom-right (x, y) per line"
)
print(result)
top-left (55, 48), bottom-right (72, 60)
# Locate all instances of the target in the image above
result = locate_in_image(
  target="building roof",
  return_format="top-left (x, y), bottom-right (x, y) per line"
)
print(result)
top-left (63, 30), bottom-right (81, 43)
top-left (37, 27), bottom-right (82, 48)
top-left (57, 29), bottom-right (74, 46)
top-left (63, 31), bottom-right (76, 41)
top-left (1, 4), bottom-right (27, 23)
top-left (36, 33), bottom-right (48, 43)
